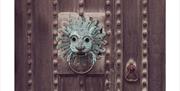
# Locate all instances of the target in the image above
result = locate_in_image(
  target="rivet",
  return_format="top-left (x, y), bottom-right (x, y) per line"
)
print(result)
top-left (80, 80), bottom-right (84, 85)
top-left (106, 20), bottom-right (111, 26)
top-left (142, 0), bottom-right (148, 5)
top-left (53, 79), bottom-right (58, 85)
top-left (53, 20), bottom-right (58, 26)
top-left (27, 59), bottom-right (32, 65)
top-left (27, 30), bottom-right (32, 35)
top-left (116, 49), bottom-right (121, 55)
top-left (27, 49), bottom-right (31, 54)
top-left (116, 59), bottom-right (121, 66)
top-left (106, 60), bottom-right (110, 65)
top-left (105, 79), bottom-right (110, 86)
top-left (105, 11), bottom-right (111, 16)
top-left (142, 69), bottom-right (147, 77)
top-left (53, 59), bottom-right (58, 65)
top-left (27, 20), bottom-right (32, 25)
top-left (116, 0), bottom-right (120, 5)
top-left (105, 70), bottom-right (110, 74)
top-left (53, 50), bottom-right (58, 56)
top-left (27, 9), bottom-right (31, 15)
top-left (27, 0), bottom-right (31, 5)
top-left (143, 49), bottom-right (147, 54)
top-left (53, 11), bottom-right (58, 17)
top-left (142, 9), bottom-right (147, 15)
top-left (116, 10), bottom-right (121, 16)
top-left (106, 48), bottom-right (111, 55)
top-left (53, 0), bottom-right (58, 6)
top-left (116, 30), bottom-right (121, 35)
top-left (53, 89), bottom-right (58, 91)
top-left (27, 38), bottom-right (31, 44)
top-left (142, 39), bottom-right (147, 44)
top-left (28, 79), bottom-right (32, 85)
top-left (116, 40), bottom-right (121, 45)
top-left (116, 78), bottom-right (121, 84)
top-left (142, 88), bottom-right (148, 91)
top-left (79, 0), bottom-right (84, 6)
top-left (106, 0), bottom-right (111, 5)
top-left (53, 40), bottom-right (58, 46)
top-left (117, 89), bottom-right (121, 91)
top-left (28, 70), bottom-right (32, 75)
top-left (142, 20), bottom-right (148, 28)
top-left (107, 30), bottom-right (112, 35)
top-left (142, 30), bottom-right (148, 39)
top-left (142, 78), bottom-right (147, 87)
top-left (53, 31), bottom-right (58, 36)
top-left (116, 20), bottom-right (121, 26)
top-left (53, 70), bottom-right (58, 75)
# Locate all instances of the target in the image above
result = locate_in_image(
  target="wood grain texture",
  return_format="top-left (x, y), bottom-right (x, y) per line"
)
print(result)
top-left (15, 0), bottom-right (27, 91)
top-left (15, 0), bottom-right (165, 91)
top-left (148, 0), bottom-right (165, 91)
top-left (122, 0), bottom-right (141, 90)
top-left (33, 0), bottom-right (53, 91)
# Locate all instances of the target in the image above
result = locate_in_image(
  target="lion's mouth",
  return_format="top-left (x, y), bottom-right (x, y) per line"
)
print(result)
top-left (76, 52), bottom-right (86, 56)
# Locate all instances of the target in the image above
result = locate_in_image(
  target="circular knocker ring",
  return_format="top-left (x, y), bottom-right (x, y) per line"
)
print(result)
top-left (67, 52), bottom-right (96, 74)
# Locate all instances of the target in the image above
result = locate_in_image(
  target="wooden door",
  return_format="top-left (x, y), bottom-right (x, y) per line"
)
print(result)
top-left (15, 0), bottom-right (165, 91)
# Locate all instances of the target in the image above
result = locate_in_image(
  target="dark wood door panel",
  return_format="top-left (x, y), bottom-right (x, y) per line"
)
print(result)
top-left (15, 0), bottom-right (165, 91)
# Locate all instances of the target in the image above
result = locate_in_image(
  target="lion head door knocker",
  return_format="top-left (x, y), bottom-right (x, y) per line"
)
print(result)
top-left (57, 16), bottom-right (106, 74)
top-left (125, 58), bottom-right (138, 82)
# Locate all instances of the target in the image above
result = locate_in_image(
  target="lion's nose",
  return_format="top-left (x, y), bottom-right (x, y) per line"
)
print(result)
top-left (76, 46), bottom-right (85, 51)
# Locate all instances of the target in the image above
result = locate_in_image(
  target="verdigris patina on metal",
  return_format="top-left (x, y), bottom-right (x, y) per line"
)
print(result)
top-left (57, 15), bottom-right (106, 74)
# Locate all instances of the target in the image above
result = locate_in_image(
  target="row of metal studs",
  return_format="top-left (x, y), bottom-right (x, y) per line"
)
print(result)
top-left (105, 0), bottom-right (112, 91)
top-left (26, 0), bottom-right (33, 90)
top-left (115, 0), bottom-right (123, 91)
top-left (79, 0), bottom-right (84, 16)
top-left (141, 0), bottom-right (148, 91)
top-left (52, 0), bottom-right (58, 91)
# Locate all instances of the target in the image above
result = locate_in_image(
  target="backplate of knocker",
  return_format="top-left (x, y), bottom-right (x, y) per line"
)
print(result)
top-left (125, 58), bottom-right (139, 82)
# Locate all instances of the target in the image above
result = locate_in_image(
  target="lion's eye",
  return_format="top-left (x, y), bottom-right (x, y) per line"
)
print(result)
top-left (85, 38), bottom-right (90, 43)
top-left (72, 37), bottom-right (76, 42)
top-left (71, 36), bottom-right (78, 42)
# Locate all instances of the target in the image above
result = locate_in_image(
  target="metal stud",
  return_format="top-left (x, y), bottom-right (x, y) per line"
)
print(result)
top-left (106, 0), bottom-right (111, 6)
top-left (79, 0), bottom-right (84, 6)
top-left (116, 40), bottom-right (121, 45)
top-left (106, 20), bottom-right (111, 26)
top-left (53, 0), bottom-right (58, 6)
top-left (116, 0), bottom-right (121, 5)
top-left (28, 79), bottom-right (32, 86)
top-left (27, 0), bottom-right (32, 5)
top-left (116, 20), bottom-right (121, 26)
top-left (116, 78), bottom-right (121, 85)
top-left (107, 30), bottom-right (112, 35)
top-left (105, 79), bottom-right (110, 86)
top-left (106, 48), bottom-right (111, 55)
top-left (53, 79), bottom-right (58, 85)
top-left (28, 70), bottom-right (32, 75)
top-left (105, 11), bottom-right (111, 16)
top-left (53, 59), bottom-right (58, 65)
top-left (116, 10), bottom-right (121, 16)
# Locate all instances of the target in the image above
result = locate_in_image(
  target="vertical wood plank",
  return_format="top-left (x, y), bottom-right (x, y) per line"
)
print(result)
top-left (33, 0), bottom-right (53, 91)
top-left (15, 0), bottom-right (27, 90)
top-left (122, 0), bottom-right (141, 91)
top-left (148, 0), bottom-right (165, 91)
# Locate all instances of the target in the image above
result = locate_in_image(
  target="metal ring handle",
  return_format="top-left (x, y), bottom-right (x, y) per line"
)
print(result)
top-left (67, 52), bottom-right (96, 74)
